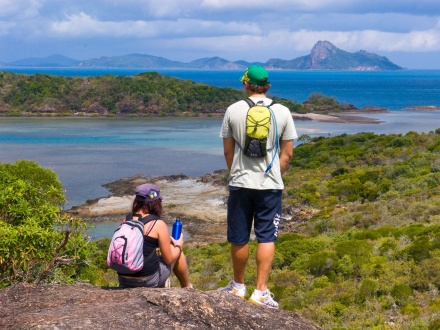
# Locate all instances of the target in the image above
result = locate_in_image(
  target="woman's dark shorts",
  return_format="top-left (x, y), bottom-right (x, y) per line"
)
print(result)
top-left (118, 257), bottom-right (171, 288)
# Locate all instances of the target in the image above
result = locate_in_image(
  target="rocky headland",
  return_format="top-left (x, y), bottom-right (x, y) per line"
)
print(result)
top-left (67, 171), bottom-right (231, 244)
top-left (67, 170), bottom-right (309, 245)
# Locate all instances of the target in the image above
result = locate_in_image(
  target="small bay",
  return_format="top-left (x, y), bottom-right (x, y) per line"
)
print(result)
top-left (0, 116), bottom-right (224, 208)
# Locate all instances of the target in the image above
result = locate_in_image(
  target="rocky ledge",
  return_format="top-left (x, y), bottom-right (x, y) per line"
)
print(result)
top-left (67, 170), bottom-right (305, 244)
top-left (0, 284), bottom-right (321, 330)
top-left (67, 171), bottom-right (230, 244)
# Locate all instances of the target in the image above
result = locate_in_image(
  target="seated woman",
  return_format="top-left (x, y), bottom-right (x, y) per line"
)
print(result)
top-left (118, 183), bottom-right (191, 288)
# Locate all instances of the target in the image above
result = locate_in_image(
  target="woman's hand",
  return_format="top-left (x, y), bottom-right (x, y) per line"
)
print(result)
top-left (170, 233), bottom-right (184, 248)
top-left (157, 221), bottom-right (184, 264)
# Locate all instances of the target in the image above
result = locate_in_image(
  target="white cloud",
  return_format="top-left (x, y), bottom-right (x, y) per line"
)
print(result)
top-left (199, 0), bottom-right (440, 15)
top-left (0, 21), bottom-right (15, 36)
top-left (91, 0), bottom-right (347, 18)
top-left (51, 13), bottom-right (157, 38)
top-left (1, 0), bottom-right (440, 67)
top-left (145, 0), bottom-right (201, 18)
top-left (367, 30), bottom-right (440, 52)
top-left (201, 0), bottom-right (341, 10)
top-left (270, 29), bottom-right (440, 54)
top-left (155, 26), bottom-right (440, 63)
top-left (50, 13), bottom-right (260, 38)
top-left (0, 0), bottom-right (43, 19)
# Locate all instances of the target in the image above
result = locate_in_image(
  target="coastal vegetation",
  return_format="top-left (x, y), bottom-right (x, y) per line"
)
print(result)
top-left (0, 161), bottom-right (94, 287)
top-left (0, 71), bottom-right (377, 117)
top-left (0, 71), bottom-right (244, 116)
top-left (2, 129), bottom-right (440, 329)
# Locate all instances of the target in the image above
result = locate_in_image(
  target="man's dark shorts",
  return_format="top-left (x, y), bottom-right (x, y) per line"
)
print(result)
top-left (227, 186), bottom-right (282, 244)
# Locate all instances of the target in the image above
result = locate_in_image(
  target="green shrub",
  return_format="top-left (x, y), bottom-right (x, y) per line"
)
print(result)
top-left (391, 283), bottom-right (413, 305)
top-left (357, 279), bottom-right (378, 303)
top-left (302, 250), bottom-right (339, 277)
top-left (0, 160), bottom-right (91, 287)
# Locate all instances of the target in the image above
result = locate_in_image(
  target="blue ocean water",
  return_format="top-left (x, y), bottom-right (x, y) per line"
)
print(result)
top-left (1, 68), bottom-right (440, 210)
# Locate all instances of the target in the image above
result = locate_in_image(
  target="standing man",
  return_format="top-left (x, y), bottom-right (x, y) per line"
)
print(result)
top-left (218, 65), bottom-right (297, 308)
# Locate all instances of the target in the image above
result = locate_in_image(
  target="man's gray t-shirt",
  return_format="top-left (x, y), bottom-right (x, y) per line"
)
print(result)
top-left (219, 97), bottom-right (298, 190)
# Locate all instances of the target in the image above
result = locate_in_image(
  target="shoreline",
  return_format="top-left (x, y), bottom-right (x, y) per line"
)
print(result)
top-left (64, 111), bottom-right (386, 242)
top-left (67, 171), bottom-right (231, 244)
top-left (66, 170), bottom-right (306, 245)
top-left (1, 111), bottom-right (384, 124)
top-left (291, 112), bottom-right (383, 124)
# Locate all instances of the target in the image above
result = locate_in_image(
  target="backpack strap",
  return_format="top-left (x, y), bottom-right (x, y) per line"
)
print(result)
top-left (244, 98), bottom-right (276, 107)
top-left (122, 213), bottom-right (158, 232)
top-left (244, 97), bottom-right (255, 107)
top-left (139, 214), bottom-right (159, 224)
top-left (121, 212), bottom-right (132, 224)
top-left (139, 214), bottom-right (159, 236)
top-left (144, 221), bottom-right (156, 236)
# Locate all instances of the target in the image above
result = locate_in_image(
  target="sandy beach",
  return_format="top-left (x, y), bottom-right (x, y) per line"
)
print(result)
top-left (291, 112), bottom-right (383, 123)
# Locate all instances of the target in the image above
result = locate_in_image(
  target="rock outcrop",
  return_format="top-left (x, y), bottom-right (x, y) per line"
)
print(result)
top-left (0, 284), bottom-right (321, 330)
top-left (266, 40), bottom-right (403, 71)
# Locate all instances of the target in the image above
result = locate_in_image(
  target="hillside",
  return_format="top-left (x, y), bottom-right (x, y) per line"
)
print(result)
top-left (0, 71), bottom-right (245, 116)
top-left (95, 131), bottom-right (440, 329)
top-left (2, 41), bottom-right (403, 71)
top-left (7, 54), bottom-right (79, 67)
top-left (0, 71), bottom-right (383, 117)
top-left (2, 130), bottom-right (440, 329)
top-left (78, 53), bottom-right (186, 68)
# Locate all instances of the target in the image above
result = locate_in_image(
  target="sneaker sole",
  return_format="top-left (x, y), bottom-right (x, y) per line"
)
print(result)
top-left (219, 290), bottom-right (245, 299)
top-left (232, 289), bottom-right (246, 299)
top-left (217, 286), bottom-right (246, 299)
top-left (248, 298), bottom-right (278, 309)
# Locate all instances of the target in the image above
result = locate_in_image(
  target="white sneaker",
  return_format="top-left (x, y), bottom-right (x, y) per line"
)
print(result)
top-left (217, 280), bottom-right (246, 299)
top-left (248, 289), bottom-right (279, 309)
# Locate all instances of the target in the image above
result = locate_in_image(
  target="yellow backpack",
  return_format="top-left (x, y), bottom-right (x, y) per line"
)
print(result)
top-left (242, 98), bottom-right (276, 158)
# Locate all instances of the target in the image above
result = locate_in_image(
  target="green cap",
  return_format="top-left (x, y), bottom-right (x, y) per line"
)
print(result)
top-left (240, 65), bottom-right (270, 86)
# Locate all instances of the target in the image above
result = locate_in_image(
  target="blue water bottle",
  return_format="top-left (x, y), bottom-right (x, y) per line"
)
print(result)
top-left (172, 217), bottom-right (182, 240)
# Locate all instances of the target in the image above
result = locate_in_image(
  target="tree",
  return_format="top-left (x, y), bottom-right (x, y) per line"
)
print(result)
top-left (0, 160), bottom-right (93, 288)
top-left (298, 134), bottom-right (312, 144)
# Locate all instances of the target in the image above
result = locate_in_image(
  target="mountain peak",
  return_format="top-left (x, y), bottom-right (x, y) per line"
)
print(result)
top-left (310, 40), bottom-right (338, 62)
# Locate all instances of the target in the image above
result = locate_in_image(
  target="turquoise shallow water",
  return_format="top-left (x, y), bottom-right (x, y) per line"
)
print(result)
top-left (0, 117), bottom-right (224, 208)
top-left (1, 111), bottom-right (440, 210)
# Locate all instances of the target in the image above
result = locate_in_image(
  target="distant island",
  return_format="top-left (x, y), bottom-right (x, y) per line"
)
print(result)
top-left (2, 41), bottom-right (403, 71)
top-left (0, 70), bottom-right (388, 118)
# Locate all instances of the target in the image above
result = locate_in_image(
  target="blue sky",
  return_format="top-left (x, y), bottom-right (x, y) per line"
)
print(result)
top-left (1, 0), bottom-right (440, 69)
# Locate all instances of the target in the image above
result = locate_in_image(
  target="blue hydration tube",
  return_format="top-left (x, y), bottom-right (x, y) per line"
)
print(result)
top-left (265, 106), bottom-right (279, 174)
